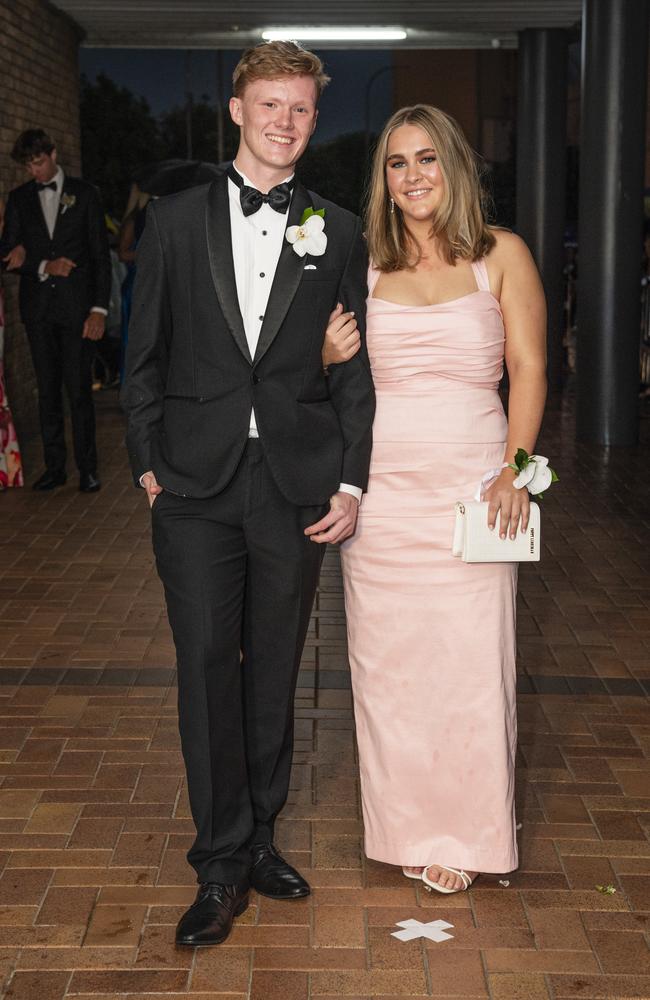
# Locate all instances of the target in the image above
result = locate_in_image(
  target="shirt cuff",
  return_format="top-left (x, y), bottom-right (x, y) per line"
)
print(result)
top-left (38, 260), bottom-right (48, 281)
top-left (91, 307), bottom-right (108, 316)
top-left (337, 483), bottom-right (362, 503)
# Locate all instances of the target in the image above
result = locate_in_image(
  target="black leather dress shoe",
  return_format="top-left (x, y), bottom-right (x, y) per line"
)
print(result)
top-left (250, 843), bottom-right (310, 899)
top-left (79, 472), bottom-right (101, 493)
top-left (32, 471), bottom-right (66, 491)
top-left (175, 880), bottom-right (249, 947)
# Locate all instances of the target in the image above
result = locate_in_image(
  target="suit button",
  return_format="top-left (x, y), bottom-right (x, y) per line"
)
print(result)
top-left (252, 374), bottom-right (261, 385)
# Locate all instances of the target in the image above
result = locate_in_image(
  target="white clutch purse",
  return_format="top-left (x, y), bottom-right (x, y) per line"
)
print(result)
top-left (452, 501), bottom-right (540, 562)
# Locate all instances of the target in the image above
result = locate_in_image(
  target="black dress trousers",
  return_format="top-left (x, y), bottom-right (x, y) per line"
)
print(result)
top-left (152, 440), bottom-right (327, 884)
top-left (26, 314), bottom-right (97, 476)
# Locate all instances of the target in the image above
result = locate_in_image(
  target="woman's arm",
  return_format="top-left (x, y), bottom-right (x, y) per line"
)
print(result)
top-left (484, 231), bottom-right (548, 539)
top-left (322, 303), bottom-right (360, 368)
top-left (118, 215), bottom-right (137, 263)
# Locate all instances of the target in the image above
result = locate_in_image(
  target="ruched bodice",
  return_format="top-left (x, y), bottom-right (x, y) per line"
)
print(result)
top-left (368, 258), bottom-right (504, 385)
top-left (364, 262), bottom-right (508, 450)
top-left (340, 256), bottom-right (518, 875)
top-left (367, 289), bottom-right (505, 391)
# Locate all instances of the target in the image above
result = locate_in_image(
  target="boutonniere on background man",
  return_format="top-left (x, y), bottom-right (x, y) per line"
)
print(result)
top-left (60, 193), bottom-right (76, 215)
top-left (509, 449), bottom-right (559, 498)
top-left (286, 207), bottom-right (327, 257)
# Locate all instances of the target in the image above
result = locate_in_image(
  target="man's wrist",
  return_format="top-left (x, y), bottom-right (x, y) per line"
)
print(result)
top-left (337, 483), bottom-right (362, 503)
top-left (90, 307), bottom-right (107, 316)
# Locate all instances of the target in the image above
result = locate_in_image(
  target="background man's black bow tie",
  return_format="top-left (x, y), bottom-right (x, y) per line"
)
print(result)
top-left (36, 181), bottom-right (57, 192)
top-left (227, 165), bottom-right (294, 217)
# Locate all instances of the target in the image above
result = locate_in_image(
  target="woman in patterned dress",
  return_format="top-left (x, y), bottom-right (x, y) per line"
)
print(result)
top-left (0, 196), bottom-right (24, 489)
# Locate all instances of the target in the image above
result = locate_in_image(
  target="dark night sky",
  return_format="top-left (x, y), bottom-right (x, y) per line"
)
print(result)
top-left (79, 48), bottom-right (393, 142)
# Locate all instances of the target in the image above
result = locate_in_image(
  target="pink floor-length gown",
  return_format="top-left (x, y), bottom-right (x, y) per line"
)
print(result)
top-left (340, 258), bottom-right (518, 874)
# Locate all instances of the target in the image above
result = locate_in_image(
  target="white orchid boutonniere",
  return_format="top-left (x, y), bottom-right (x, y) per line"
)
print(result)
top-left (509, 448), bottom-right (559, 498)
top-left (286, 207), bottom-right (327, 258)
top-left (60, 193), bottom-right (76, 215)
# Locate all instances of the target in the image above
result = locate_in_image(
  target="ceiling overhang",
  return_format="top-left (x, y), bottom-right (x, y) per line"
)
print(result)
top-left (50, 1), bottom-right (582, 48)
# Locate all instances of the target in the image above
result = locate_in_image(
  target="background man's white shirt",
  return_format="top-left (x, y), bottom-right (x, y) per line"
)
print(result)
top-left (36, 167), bottom-right (107, 317)
top-left (39, 165), bottom-right (64, 237)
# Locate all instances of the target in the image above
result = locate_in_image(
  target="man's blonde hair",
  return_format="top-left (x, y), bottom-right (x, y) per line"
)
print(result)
top-left (233, 41), bottom-right (330, 100)
top-left (366, 104), bottom-right (495, 271)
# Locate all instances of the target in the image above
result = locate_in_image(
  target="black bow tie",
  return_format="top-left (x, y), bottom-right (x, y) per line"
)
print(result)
top-left (36, 181), bottom-right (57, 192)
top-left (227, 165), bottom-right (294, 217)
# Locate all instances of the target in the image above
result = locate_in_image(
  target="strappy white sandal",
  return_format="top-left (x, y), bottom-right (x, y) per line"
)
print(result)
top-left (402, 866), bottom-right (424, 880)
top-left (421, 865), bottom-right (476, 894)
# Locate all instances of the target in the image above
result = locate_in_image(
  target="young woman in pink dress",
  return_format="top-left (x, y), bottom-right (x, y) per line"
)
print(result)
top-left (322, 106), bottom-right (547, 893)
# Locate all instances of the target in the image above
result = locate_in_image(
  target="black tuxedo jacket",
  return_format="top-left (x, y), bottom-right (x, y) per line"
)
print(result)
top-left (0, 175), bottom-right (111, 327)
top-left (123, 175), bottom-right (375, 505)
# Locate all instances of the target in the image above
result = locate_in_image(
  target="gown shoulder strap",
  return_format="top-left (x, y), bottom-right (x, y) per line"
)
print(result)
top-left (471, 257), bottom-right (491, 294)
top-left (367, 262), bottom-right (381, 296)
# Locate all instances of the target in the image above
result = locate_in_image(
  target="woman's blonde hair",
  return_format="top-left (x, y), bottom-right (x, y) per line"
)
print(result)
top-left (365, 104), bottom-right (495, 271)
top-left (233, 41), bottom-right (330, 100)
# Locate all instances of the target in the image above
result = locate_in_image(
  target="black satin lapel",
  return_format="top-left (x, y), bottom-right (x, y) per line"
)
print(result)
top-left (52, 177), bottom-right (72, 238)
top-left (253, 183), bottom-right (312, 365)
top-left (205, 176), bottom-right (251, 363)
top-left (29, 182), bottom-right (51, 241)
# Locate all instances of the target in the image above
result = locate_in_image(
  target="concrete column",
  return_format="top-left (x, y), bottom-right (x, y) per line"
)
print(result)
top-left (576, 0), bottom-right (649, 444)
top-left (516, 28), bottom-right (569, 390)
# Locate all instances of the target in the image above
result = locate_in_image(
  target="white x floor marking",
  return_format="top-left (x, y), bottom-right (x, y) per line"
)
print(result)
top-left (391, 918), bottom-right (455, 942)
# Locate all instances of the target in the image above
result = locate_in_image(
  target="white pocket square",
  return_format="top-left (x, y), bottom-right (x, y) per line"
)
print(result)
top-left (303, 264), bottom-right (317, 270)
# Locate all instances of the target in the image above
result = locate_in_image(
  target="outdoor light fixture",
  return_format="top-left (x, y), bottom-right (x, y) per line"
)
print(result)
top-left (262, 28), bottom-right (407, 42)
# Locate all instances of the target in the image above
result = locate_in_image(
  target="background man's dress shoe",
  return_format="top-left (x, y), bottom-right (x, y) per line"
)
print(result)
top-left (32, 471), bottom-right (66, 491)
top-left (250, 843), bottom-right (310, 899)
top-left (175, 880), bottom-right (249, 947)
top-left (79, 472), bottom-right (101, 492)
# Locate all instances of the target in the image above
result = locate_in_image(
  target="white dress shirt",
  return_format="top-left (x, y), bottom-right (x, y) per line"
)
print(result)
top-left (228, 167), bottom-right (361, 502)
top-left (37, 167), bottom-right (107, 316)
top-left (228, 169), bottom-right (290, 437)
top-left (39, 166), bottom-right (64, 237)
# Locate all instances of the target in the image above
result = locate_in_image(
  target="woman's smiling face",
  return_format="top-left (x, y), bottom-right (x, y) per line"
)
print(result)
top-left (385, 123), bottom-right (444, 224)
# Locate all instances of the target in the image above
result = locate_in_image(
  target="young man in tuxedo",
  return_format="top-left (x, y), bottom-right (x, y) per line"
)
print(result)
top-left (0, 129), bottom-right (110, 492)
top-left (123, 41), bottom-right (375, 947)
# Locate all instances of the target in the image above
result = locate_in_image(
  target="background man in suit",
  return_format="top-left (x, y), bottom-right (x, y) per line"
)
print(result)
top-left (123, 41), bottom-right (375, 947)
top-left (0, 129), bottom-right (111, 492)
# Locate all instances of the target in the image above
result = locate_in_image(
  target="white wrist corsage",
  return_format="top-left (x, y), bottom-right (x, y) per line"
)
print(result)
top-left (509, 449), bottom-right (559, 498)
top-left (286, 207), bottom-right (327, 257)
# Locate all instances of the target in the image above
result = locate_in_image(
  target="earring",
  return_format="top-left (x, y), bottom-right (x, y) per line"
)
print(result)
top-left (390, 198), bottom-right (395, 215)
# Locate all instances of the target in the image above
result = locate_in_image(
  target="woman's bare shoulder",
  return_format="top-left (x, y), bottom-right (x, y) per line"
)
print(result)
top-left (487, 227), bottom-right (534, 266)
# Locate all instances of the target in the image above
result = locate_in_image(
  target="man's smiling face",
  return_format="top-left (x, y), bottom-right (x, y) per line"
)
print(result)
top-left (230, 75), bottom-right (318, 182)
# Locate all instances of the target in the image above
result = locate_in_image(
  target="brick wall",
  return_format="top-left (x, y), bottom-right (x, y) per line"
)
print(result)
top-left (0, 0), bottom-right (82, 451)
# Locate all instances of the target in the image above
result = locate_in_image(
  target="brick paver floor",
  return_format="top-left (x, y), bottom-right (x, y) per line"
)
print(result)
top-left (0, 388), bottom-right (648, 999)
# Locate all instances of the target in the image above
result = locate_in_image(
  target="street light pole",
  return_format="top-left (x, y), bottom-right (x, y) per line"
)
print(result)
top-left (215, 50), bottom-right (224, 164)
top-left (364, 65), bottom-right (392, 163)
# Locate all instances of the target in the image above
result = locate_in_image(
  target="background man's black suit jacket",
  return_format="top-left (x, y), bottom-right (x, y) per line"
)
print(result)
top-left (123, 175), bottom-right (376, 506)
top-left (0, 175), bottom-right (111, 327)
